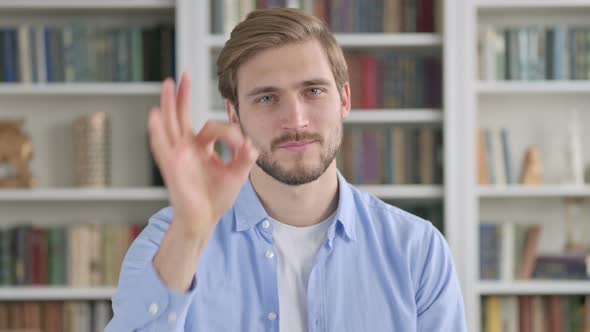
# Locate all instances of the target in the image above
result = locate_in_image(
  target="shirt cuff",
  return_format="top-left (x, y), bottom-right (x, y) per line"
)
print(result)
top-left (127, 260), bottom-right (197, 330)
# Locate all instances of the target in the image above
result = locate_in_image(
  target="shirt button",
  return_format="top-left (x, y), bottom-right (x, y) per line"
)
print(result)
top-left (265, 249), bottom-right (275, 259)
top-left (268, 312), bottom-right (277, 321)
top-left (148, 303), bottom-right (159, 315)
top-left (261, 219), bottom-right (271, 229)
top-left (168, 312), bottom-right (177, 323)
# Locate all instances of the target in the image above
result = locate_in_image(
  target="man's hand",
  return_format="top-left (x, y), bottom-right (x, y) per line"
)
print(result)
top-left (149, 72), bottom-right (258, 291)
top-left (148, 72), bottom-right (259, 237)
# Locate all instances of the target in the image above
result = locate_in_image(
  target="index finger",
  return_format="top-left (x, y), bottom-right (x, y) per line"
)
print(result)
top-left (176, 72), bottom-right (193, 136)
top-left (196, 121), bottom-right (245, 153)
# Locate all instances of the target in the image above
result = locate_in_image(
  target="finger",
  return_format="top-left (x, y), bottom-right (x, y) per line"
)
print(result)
top-left (148, 107), bottom-right (170, 167)
top-left (176, 72), bottom-right (193, 136)
top-left (161, 78), bottom-right (181, 144)
top-left (197, 121), bottom-right (245, 152)
top-left (226, 137), bottom-right (259, 177)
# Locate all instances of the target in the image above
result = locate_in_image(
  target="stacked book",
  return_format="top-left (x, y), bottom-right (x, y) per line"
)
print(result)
top-left (74, 112), bottom-right (110, 187)
top-left (0, 301), bottom-right (111, 332)
top-left (0, 223), bottom-right (144, 287)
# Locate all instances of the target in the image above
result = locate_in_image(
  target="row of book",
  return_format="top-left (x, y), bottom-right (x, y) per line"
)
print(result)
top-left (479, 25), bottom-right (590, 81)
top-left (210, 0), bottom-right (302, 35)
top-left (480, 222), bottom-right (590, 280)
top-left (477, 127), bottom-right (516, 186)
top-left (338, 126), bottom-right (443, 185)
top-left (347, 53), bottom-right (442, 109)
top-left (482, 295), bottom-right (590, 332)
top-left (313, 0), bottom-right (438, 33)
top-left (0, 223), bottom-right (143, 287)
top-left (210, 0), bottom-right (440, 34)
top-left (210, 52), bottom-right (442, 110)
top-left (0, 301), bottom-right (111, 332)
top-left (0, 23), bottom-right (175, 83)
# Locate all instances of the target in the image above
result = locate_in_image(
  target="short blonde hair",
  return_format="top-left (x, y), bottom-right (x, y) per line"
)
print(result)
top-left (216, 8), bottom-right (349, 110)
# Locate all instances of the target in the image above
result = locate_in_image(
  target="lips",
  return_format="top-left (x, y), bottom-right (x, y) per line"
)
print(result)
top-left (278, 140), bottom-right (317, 148)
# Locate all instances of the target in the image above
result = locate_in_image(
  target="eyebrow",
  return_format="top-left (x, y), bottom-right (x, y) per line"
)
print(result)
top-left (245, 78), bottom-right (332, 98)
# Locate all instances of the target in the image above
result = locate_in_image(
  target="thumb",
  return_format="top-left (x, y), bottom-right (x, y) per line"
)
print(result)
top-left (226, 138), bottom-right (259, 178)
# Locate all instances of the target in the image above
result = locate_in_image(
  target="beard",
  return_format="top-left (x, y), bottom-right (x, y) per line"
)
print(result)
top-left (244, 122), bottom-right (343, 186)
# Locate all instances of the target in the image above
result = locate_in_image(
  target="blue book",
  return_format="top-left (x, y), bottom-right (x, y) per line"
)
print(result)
top-left (500, 128), bottom-right (514, 184)
top-left (484, 128), bottom-right (496, 184)
top-left (479, 223), bottom-right (500, 280)
top-left (44, 27), bottom-right (53, 82)
top-left (3, 29), bottom-right (17, 82)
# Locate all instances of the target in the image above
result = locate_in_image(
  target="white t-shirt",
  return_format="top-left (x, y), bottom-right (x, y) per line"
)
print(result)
top-left (270, 213), bottom-right (335, 332)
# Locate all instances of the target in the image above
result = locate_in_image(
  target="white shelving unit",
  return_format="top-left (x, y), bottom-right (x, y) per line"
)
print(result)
top-left (477, 81), bottom-right (590, 94)
top-left (208, 109), bottom-right (444, 124)
top-left (357, 185), bottom-right (444, 200)
top-left (0, 287), bottom-right (116, 301)
top-left (479, 185), bottom-right (590, 198)
top-left (478, 281), bottom-right (590, 295)
top-left (0, 0), bottom-right (174, 303)
top-left (461, 0), bottom-right (590, 330)
top-left (0, 83), bottom-right (162, 96)
top-left (0, 0), bottom-right (174, 9)
top-left (0, 0), bottom-right (475, 327)
top-left (0, 188), bottom-right (168, 202)
top-left (189, 0), bottom-right (464, 261)
top-left (207, 33), bottom-right (443, 48)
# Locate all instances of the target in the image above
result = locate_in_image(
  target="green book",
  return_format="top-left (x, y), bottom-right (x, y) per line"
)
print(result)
top-left (48, 226), bottom-right (66, 285)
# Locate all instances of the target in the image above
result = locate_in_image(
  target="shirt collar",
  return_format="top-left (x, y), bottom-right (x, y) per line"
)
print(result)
top-left (233, 170), bottom-right (357, 242)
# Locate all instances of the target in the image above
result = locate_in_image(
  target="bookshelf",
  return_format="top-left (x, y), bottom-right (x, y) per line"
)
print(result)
top-left (463, 0), bottom-right (590, 330)
top-left (0, 4), bottom-right (175, 331)
top-left (0, 0), bottom-right (474, 329)
top-left (189, 0), bottom-right (465, 262)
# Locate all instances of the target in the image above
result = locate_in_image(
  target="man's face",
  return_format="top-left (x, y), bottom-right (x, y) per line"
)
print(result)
top-left (230, 38), bottom-right (350, 186)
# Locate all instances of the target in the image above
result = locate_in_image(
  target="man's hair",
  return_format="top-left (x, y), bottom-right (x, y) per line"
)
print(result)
top-left (216, 8), bottom-right (349, 111)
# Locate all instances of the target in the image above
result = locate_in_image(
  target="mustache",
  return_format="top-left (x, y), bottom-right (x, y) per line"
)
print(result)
top-left (271, 132), bottom-right (324, 150)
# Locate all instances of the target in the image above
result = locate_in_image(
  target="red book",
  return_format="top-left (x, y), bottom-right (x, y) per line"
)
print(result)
top-left (418, 0), bottom-right (434, 32)
top-left (39, 229), bottom-right (49, 285)
top-left (547, 296), bottom-right (563, 332)
top-left (29, 228), bottom-right (41, 285)
top-left (359, 55), bottom-right (379, 110)
top-left (519, 296), bottom-right (533, 332)
top-left (131, 224), bottom-right (143, 240)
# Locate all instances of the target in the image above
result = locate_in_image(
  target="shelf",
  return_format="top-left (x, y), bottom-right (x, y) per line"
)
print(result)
top-left (0, 0), bottom-right (174, 9)
top-left (208, 33), bottom-right (443, 48)
top-left (0, 287), bottom-right (116, 301)
top-left (478, 185), bottom-right (590, 198)
top-left (0, 83), bottom-right (163, 96)
top-left (476, 0), bottom-right (590, 9)
top-left (477, 81), bottom-right (590, 94)
top-left (0, 188), bottom-right (168, 202)
top-left (357, 185), bottom-right (443, 200)
top-left (478, 281), bottom-right (590, 295)
top-left (206, 109), bottom-right (444, 124)
top-left (346, 109), bottom-right (443, 124)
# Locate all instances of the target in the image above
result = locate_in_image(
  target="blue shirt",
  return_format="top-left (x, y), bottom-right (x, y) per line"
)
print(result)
top-left (105, 171), bottom-right (467, 331)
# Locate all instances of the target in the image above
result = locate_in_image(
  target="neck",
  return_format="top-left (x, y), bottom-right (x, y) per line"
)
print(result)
top-left (249, 162), bottom-right (340, 227)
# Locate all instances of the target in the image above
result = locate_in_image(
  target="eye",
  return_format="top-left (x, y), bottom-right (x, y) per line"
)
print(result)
top-left (307, 88), bottom-right (323, 95)
top-left (257, 95), bottom-right (274, 103)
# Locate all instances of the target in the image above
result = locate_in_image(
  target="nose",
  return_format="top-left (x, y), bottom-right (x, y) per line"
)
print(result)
top-left (280, 93), bottom-right (308, 131)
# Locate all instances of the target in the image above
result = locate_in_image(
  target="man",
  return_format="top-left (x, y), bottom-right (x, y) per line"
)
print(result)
top-left (105, 8), bottom-right (467, 332)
